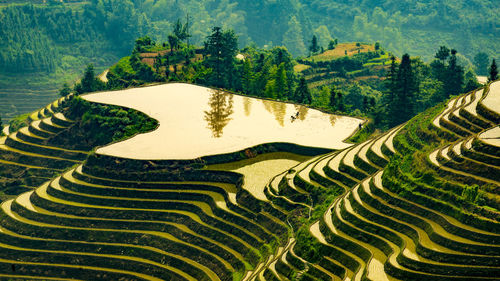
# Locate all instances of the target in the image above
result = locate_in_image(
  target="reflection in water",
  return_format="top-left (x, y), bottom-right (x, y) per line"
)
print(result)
top-left (204, 89), bottom-right (234, 137)
top-left (262, 100), bottom-right (287, 127)
top-left (86, 83), bottom-right (362, 160)
top-left (243, 97), bottom-right (252, 116)
top-left (262, 99), bottom-right (273, 115)
top-left (330, 114), bottom-right (337, 126)
top-left (294, 104), bottom-right (309, 121)
top-left (272, 102), bottom-right (287, 126)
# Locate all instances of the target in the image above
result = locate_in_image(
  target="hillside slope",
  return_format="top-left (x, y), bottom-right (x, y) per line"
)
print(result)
top-left (0, 80), bottom-right (498, 280)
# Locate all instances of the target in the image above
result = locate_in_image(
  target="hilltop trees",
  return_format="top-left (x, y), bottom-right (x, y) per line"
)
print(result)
top-left (382, 56), bottom-right (398, 125)
top-left (173, 18), bottom-right (190, 43)
top-left (231, 45), bottom-right (298, 101)
top-left (429, 46), bottom-right (467, 99)
top-left (204, 27), bottom-right (238, 89)
top-left (168, 17), bottom-right (191, 52)
top-left (134, 36), bottom-right (154, 52)
top-left (59, 83), bottom-right (72, 97)
top-left (309, 35), bottom-right (320, 55)
top-left (168, 34), bottom-right (179, 52)
top-left (275, 63), bottom-right (289, 100)
top-left (430, 46), bottom-right (449, 83)
top-left (463, 69), bottom-right (481, 93)
top-left (73, 64), bottom-right (106, 95)
top-left (394, 54), bottom-right (417, 124)
top-left (435, 46), bottom-right (450, 63)
top-left (294, 78), bottom-right (312, 104)
top-left (445, 49), bottom-right (464, 97)
top-left (377, 46), bottom-right (476, 129)
top-left (382, 54), bottom-right (417, 127)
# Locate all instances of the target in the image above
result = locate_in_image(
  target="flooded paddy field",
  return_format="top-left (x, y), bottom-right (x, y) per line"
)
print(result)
top-left (84, 83), bottom-right (363, 160)
top-left (207, 152), bottom-right (311, 201)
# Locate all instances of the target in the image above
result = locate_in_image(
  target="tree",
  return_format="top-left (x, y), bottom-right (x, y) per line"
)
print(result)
top-left (314, 25), bottom-right (333, 48)
top-left (329, 86), bottom-right (336, 109)
top-left (81, 64), bottom-right (96, 93)
top-left (382, 56), bottom-right (398, 123)
top-left (294, 77), bottom-right (311, 104)
top-left (74, 82), bottom-right (84, 95)
top-left (204, 27), bottom-right (238, 88)
top-left (473, 52), bottom-right (489, 76)
top-left (337, 91), bottom-right (345, 111)
top-left (134, 36), bottom-right (153, 52)
top-left (241, 58), bottom-right (254, 94)
top-left (0, 114), bottom-right (2, 133)
top-left (489, 59), bottom-right (498, 82)
top-left (173, 19), bottom-right (187, 41)
top-left (363, 96), bottom-right (369, 111)
top-left (153, 57), bottom-right (161, 74)
top-left (435, 46), bottom-right (450, 62)
top-left (172, 16), bottom-right (191, 46)
top-left (309, 35), bottom-right (320, 54)
top-left (59, 83), bottom-right (71, 97)
top-left (275, 63), bottom-right (288, 100)
top-left (384, 54), bottom-right (416, 127)
top-left (374, 42), bottom-right (380, 51)
top-left (168, 34), bottom-right (179, 52)
top-left (328, 40), bottom-right (336, 50)
top-left (463, 69), bottom-right (481, 93)
top-left (445, 49), bottom-right (464, 97)
top-left (75, 64), bottom-right (106, 95)
top-left (395, 54), bottom-right (417, 124)
top-left (205, 27), bottom-right (224, 84)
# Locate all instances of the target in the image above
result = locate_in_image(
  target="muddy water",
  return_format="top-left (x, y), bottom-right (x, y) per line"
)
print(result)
top-left (84, 83), bottom-right (363, 160)
top-left (208, 152), bottom-right (310, 201)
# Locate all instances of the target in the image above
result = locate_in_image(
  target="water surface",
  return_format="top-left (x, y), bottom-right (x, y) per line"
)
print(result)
top-left (84, 83), bottom-right (363, 160)
top-left (208, 152), bottom-right (311, 201)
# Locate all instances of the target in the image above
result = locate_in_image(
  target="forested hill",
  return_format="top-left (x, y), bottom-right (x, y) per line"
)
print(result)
top-left (3, 0), bottom-right (499, 61)
top-left (0, 0), bottom-right (499, 119)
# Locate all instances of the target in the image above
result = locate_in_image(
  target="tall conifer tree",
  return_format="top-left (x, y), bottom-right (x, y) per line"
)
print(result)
top-left (489, 59), bottom-right (498, 82)
top-left (445, 49), bottom-right (464, 97)
top-left (393, 54), bottom-right (416, 126)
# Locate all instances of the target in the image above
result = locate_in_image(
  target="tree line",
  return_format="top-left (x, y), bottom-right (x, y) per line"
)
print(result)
top-left (64, 25), bottom-right (497, 137)
top-left (377, 47), bottom-right (498, 128)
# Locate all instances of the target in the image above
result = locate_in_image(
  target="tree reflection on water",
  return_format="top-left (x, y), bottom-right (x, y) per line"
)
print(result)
top-left (294, 104), bottom-right (308, 121)
top-left (262, 100), bottom-right (287, 127)
top-left (204, 89), bottom-right (234, 137)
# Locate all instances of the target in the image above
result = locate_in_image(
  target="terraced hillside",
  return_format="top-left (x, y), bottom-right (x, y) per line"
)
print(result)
top-left (0, 94), bottom-right (88, 198)
top-left (0, 87), bottom-right (60, 121)
top-left (250, 81), bottom-right (500, 280)
top-left (0, 81), bottom-right (498, 280)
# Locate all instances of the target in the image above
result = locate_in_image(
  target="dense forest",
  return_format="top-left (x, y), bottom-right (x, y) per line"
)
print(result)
top-left (1, 0), bottom-right (498, 75)
top-left (0, 0), bottom-right (498, 120)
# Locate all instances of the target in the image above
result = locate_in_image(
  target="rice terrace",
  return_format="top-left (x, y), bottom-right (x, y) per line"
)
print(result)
top-left (0, 77), bottom-right (498, 280)
top-left (0, 0), bottom-right (499, 280)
